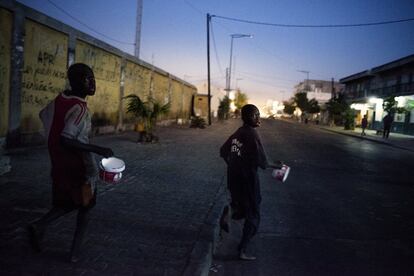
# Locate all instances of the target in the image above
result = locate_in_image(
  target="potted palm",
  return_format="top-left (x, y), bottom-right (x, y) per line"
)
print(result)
top-left (124, 94), bottom-right (170, 143)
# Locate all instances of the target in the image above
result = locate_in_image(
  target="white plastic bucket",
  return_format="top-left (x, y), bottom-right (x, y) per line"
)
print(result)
top-left (272, 165), bottom-right (290, 182)
top-left (99, 157), bottom-right (125, 184)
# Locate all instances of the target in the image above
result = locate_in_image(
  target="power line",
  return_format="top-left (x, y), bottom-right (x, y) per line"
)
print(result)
top-left (212, 14), bottom-right (414, 28)
top-left (185, 73), bottom-right (222, 78)
top-left (237, 71), bottom-right (297, 83)
top-left (239, 75), bottom-right (293, 90)
top-left (180, 1), bottom-right (226, 79)
top-left (182, 0), bottom-right (204, 15)
top-left (47, 0), bottom-right (135, 45)
top-left (210, 22), bottom-right (225, 78)
top-left (190, 76), bottom-right (225, 83)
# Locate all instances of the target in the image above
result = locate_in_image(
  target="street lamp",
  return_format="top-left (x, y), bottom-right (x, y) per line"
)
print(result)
top-left (226, 34), bottom-right (253, 97)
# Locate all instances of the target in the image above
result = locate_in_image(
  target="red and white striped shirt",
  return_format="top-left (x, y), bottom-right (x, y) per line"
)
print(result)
top-left (40, 92), bottom-right (96, 181)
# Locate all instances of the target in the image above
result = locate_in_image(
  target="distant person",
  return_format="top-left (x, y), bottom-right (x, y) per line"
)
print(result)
top-left (234, 109), bottom-right (240, 119)
top-left (361, 114), bottom-right (368, 136)
top-left (28, 63), bottom-right (113, 262)
top-left (219, 104), bottom-right (282, 260)
top-left (382, 113), bottom-right (394, 139)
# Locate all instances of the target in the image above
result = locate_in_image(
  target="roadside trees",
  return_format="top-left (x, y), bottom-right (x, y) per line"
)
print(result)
top-left (283, 100), bottom-right (295, 116)
top-left (218, 96), bottom-right (231, 120)
top-left (326, 93), bottom-right (354, 129)
top-left (234, 90), bottom-right (248, 118)
top-left (383, 96), bottom-right (407, 115)
top-left (292, 92), bottom-right (320, 122)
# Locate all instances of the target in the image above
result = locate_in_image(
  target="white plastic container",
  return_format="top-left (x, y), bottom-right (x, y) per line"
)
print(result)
top-left (99, 157), bottom-right (125, 184)
top-left (272, 165), bottom-right (290, 182)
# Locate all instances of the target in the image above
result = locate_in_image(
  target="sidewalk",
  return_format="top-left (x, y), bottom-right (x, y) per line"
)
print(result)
top-left (0, 121), bottom-right (235, 275)
top-left (318, 125), bottom-right (414, 152)
top-left (280, 118), bottom-right (414, 152)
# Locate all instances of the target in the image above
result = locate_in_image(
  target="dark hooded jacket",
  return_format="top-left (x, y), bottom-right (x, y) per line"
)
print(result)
top-left (220, 124), bottom-right (268, 208)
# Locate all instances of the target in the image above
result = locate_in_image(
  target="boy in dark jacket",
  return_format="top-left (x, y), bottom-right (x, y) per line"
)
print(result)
top-left (220, 104), bottom-right (282, 260)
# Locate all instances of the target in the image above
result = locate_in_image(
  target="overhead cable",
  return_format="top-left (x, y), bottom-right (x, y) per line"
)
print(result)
top-left (47, 0), bottom-right (135, 45)
top-left (210, 22), bottom-right (225, 78)
top-left (183, 0), bottom-right (204, 15)
top-left (211, 14), bottom-right (414, 28)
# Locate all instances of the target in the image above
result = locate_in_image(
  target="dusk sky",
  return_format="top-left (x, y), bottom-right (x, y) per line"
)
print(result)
top-left (17, 0), bottom-right (414, 110)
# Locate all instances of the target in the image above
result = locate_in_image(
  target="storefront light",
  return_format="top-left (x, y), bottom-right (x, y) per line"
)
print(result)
top-left (369, 97), bottom-right (380, 104)
top-left (395, 96), bottom-right (406, 107)
top-left (350, 103), bottom-right (365, 110)
top-left (229, 91), bottom-right (236, 100)
top-left (230, 102), bottom-right (236, 112)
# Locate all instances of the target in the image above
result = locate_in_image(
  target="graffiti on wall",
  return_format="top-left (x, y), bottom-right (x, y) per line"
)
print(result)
top-left (75, 40), bottom-right (121, 125)
top-left (21, 20), bottom-right (68, 133)
top-left (22, 62), bottom-right (66, 95)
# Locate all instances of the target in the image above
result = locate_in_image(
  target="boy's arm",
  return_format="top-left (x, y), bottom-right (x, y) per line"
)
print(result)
top-left (253, 130), bottom-right (283, 170)
top-left (266, 161), bottom-right (284, 169)
top-left (61, 136), bottom-right (113, 158)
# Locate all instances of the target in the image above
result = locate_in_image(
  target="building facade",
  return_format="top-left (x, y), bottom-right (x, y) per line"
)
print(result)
top-left (294, 79), bottom-right (344, 124)
top-left (294, 79), bottom-right (344, 105)
top-left (340, 54), bottom-right (414, 135)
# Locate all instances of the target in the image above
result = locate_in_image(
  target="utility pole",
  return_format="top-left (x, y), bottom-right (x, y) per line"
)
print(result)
top-left (227, 36), bottom-right (234, 95)
top-left (134, 0), bottom-right (143, 58)
top-left (225, 68), bottom-right (229, 95)
top-left (207, 13), bottom-right (211, 125)
top-left (331, 77), bottom-right (335, 99)
top-left (298, 70), bottom-right (310, 92)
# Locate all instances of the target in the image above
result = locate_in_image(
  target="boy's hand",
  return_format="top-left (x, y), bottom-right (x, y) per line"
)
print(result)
top-left (268, 160), bottom-right (284, 169)
top-left (97, 147), bottom-right (114, 158)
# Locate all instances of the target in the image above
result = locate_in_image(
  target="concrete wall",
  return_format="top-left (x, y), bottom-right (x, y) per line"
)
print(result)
top-left (75, 40), bottom-right (122, 126)
top-left (21, 19), bottom-right (68, 134)
top-left (0, 8), bottom-right (12, 137)
top-left (0, 8), bottom-right (12, 174)
top-left (0, 0), bottom-right (197, 146)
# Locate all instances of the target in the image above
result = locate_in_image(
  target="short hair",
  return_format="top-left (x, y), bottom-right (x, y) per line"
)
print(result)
top-left (67, 63), bottom-right (93, 89)
top-left (241, 104), bottom-right (259, 122)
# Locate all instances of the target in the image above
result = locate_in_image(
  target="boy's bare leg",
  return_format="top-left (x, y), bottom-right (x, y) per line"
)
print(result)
top-left (238, 206), bottom-right (260, 260)
top-left (69, 207), bottom-right (91, 262)
top-left (219, 205), bottom-right (230, 233)
top-left (28, 207), bottom-right (69, 252)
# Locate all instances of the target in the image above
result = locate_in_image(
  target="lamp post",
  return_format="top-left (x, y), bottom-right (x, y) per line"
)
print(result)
top-left (207, 14), bottom-right (211, 125)
top-left (225, 34), bottom-right (252, 97)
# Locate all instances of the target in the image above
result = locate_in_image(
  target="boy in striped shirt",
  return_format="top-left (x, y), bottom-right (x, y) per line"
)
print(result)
top-left (28, 63), bottom-right (113, 262)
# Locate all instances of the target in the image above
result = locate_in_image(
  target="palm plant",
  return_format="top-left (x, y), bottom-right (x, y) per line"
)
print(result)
top-left (124, 94), bottom-right (170, 142)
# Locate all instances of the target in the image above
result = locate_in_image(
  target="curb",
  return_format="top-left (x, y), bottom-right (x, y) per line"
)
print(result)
top-left (319, 127), bottom-right (414, 153)
top-left (183, 180), bottom-right (227, 276)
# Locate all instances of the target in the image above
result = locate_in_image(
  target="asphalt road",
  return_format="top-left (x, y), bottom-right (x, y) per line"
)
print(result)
top-left (211, 119), bottom-right (414, 276)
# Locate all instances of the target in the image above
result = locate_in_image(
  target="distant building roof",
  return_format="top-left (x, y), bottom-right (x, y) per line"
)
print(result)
top-left (371, 54), bottom-right (414, 73)
top-left (340, 70), bottom-right (372, 83)
top-left (340, 54), bottom-right (414, 83)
